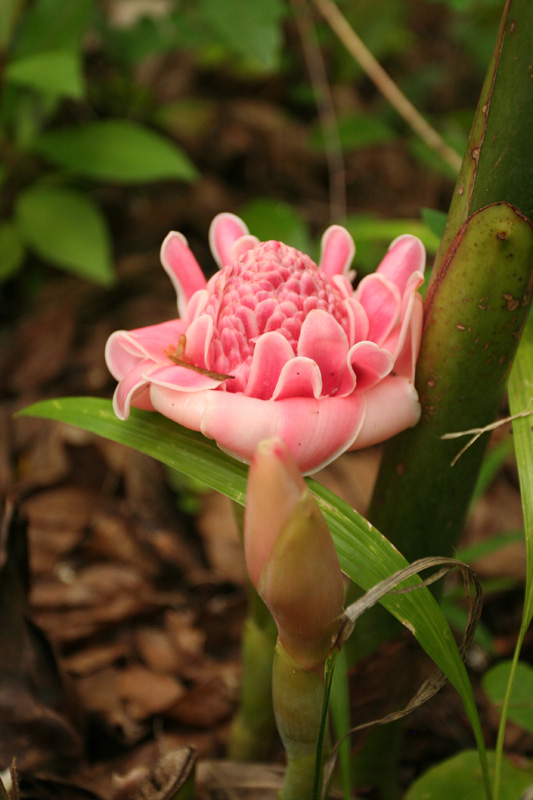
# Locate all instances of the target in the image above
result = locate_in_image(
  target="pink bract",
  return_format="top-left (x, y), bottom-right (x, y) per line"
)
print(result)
top-left (105, 213), bottom-right (425, 474)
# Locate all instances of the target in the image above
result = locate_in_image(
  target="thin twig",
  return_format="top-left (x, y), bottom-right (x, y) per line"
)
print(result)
top-left (442, 403), bottom-right (533, 466)
top-left (311, 0), bottom-right (463, 173)
top-left (291, 0), bottom-right (346, 221)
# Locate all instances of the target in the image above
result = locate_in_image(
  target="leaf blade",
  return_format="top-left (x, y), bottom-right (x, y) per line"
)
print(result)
top-left (33, 120), bottom-right (199, 183)
top-left (15, 184), bottom-right (114, 285)
top-left (5, 50), bottom-right (85, 98)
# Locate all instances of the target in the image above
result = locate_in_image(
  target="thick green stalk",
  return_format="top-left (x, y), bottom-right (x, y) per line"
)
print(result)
top-left (228, 502), bottom-right (277, 760)
top-left (272, 641), bottom-right (327, 800)
top-left (369, 203), bottom-right (533, 563)
top-left (227, 589), bottom-right (277, 760)
top-left (367, 0), bottom-right (533, 572)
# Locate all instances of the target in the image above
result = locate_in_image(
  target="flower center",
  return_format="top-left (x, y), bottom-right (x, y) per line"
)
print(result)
top-left (203, 240), bottom-right (350, 392)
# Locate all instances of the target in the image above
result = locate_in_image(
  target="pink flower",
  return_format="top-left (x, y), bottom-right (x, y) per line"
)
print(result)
top-left (105, 213), bottom-right (425, 474)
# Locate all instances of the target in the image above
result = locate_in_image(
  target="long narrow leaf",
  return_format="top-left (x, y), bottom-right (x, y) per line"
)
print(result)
top-left (492, 314), bottom-right (533, 799)
top-left (17, 396), bottom-right (488, 783)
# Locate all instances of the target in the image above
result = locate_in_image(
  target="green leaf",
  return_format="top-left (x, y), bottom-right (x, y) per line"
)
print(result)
top-left (16, 396), bottom-right (489, 785)
top-left (12, 0), bottom-right (93, 59)
top-left (405, 750), bottom-right (533, 800)
top-left (309, 113), bottom-right (395, 152)
top-left (0, 221), bottom-right (25, 281)
top-left (482, 661), bottom-right (533, 733)
top-left (343, 215), bottom-right (441, 252)
top-left (200, 0), bottom-right (285, 70)
top-left (239, 198), bottom-right (310, 253)
top-left (508, 314), bottom-right (533, 633)
top-left (5, 50), bottom-right (85, 99)
top-left (491, 315), bottom-right (533, 795)
top-left (421, 207), bottom-right (448, 239)
top-left (15, 183), bottom-right (114, 285)
top-left (33, 120), bottom-right (198, 183)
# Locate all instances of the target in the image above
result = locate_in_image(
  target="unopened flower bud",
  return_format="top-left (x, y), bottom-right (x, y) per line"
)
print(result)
top-left (244, 438), bottom-right (344, 670)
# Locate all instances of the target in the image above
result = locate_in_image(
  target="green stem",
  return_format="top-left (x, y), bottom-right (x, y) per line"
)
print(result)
top-left (228, 503), bottom-right (278, 760)
top-left (273, 641), bottom-right (328, 800)
top-left (227, 600), bottom-right (278, 760)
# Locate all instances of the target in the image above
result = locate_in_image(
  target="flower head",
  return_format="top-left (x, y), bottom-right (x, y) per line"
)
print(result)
top-left (106, 213), bottom-right (425, 474)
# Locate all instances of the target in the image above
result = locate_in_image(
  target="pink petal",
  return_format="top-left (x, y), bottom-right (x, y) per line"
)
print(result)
top-left (203, 391), bottom-right (367, 475)
top-left (348, 342), bottom-right (394, 391)
top-left (355, 273), bottom-right (401, 345)
top-left (146, 363), bottom-right (226, 392)
top-left (273, 357), bottom-right (323, 400)
top-left (377, 234), bottom-right (426, 295)
top-left (150, 384), bottom-right (208, 432)
top-left (183, 314), bottom-right (214, 369)
top-left (113, 360), bottom-right (155, 419)
top-left (297, 309), bottom-right (350, 396)
top-left (343, 296), bottom-right (370, 345)
top-left (209, 212), bottom-right (250, 268)
top-left (105, 320), bottom-right (187, 379)
top-left (348, 376), bottom-right (421, 450)
top-left (230, 234), bottom-right (260, 262)
top-left (383, 292), bottom-right (424, 381)
top-left (245, 332), bottom-right (294, 400)
top-left (149, 385), bottom-right (367, 475)
top-left (160, 232), bottom-right (207, 317)
top-left (319, 225), bottom-right (355, 279)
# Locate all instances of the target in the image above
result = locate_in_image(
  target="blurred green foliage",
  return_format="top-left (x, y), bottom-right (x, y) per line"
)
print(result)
top-left (0, 0), bottom-right (501, 288)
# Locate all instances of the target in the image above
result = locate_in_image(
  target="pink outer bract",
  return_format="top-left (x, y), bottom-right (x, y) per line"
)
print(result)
top-left (105, 213), bottom-right (426, 475)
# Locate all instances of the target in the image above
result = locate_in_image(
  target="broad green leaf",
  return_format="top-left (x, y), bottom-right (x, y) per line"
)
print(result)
top-left (0, 221), bottom-right (25, 281)
top-left (340, 214), bottom-right (440, 278)
top-left (15, 184), bottom-right (113, 285)
top-left (456, 530), bottom-right (524, 566)
top-left (421, 207), bottom-right (448, 239)
top-left (33, 120), bottom-right (198, 184)
top-left (17, 396), bottom-right (489, 786)
top-left (12, 0), bottom-right (93, 59)
top-left (482, 661), bottom-right (533, 733)
top-left (309, 113), bottom-right (395, 152)
top-left (405, 750), bottom-right (533, 800)
top-left (5, 50), bottom-right (84, 99)
top-left (343, 215), bottom-right (441, 252)
top-left (200, 0), bottom-right (284, 70)
top-left (239, 199), bottom-right (310, 253)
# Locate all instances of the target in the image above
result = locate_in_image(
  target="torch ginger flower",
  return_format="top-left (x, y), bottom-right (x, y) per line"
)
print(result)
top-left (105, 213), bottom-right (425, 474)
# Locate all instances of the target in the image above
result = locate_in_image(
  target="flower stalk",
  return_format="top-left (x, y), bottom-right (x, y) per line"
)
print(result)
top-left (227, 588), bottom-right (277, 761)
top-left (243, 439), bottom-right (344, 798)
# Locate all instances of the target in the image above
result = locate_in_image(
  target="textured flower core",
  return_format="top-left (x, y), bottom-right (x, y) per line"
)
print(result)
top-left (205, 240), bottom-right (350, 392)
top-left (105, 213), bottom-right (426, 474)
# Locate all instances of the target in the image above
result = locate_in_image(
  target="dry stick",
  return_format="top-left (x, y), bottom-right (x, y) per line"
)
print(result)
top-left (312, 0), bottom-right (463, 174)
top-left (291, 0), bottom-right (346, 222)
top-left (442, 403), bottom-right (533, 466)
